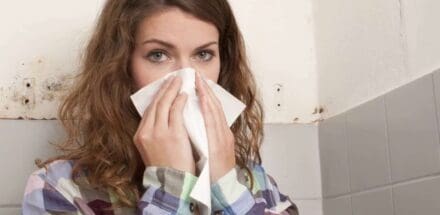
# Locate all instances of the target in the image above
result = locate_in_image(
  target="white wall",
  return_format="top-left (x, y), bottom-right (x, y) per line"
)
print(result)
top-left (3, 0), bottom-right (438, 214)
top-left (0, 1), bottom-right (320, 214)
top-left (313, 0), bottom-right (440, 119)
top-left (0, 0), bottom-right (319, 124)
top-left (313, 0), bottom-right (440, 214)
top-left (230, 0), bottom-right (318, 123)
top-left (0, 0), bottom-right (104, 119)
top-left (403, 0), bottom-right (440, 76)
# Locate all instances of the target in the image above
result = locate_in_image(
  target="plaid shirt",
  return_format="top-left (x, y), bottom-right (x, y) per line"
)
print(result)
top-left (22, 159), bottom-right (298, 214)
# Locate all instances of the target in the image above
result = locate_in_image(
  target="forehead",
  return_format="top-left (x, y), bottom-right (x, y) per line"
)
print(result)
top-left (136, 7), bottom-right (219, 45)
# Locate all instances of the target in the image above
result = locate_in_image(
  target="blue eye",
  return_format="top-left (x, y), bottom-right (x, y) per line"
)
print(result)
top-left (197, 50), bottom-right (214, 62)
top-left (146, 50), bottom-right (169, 63)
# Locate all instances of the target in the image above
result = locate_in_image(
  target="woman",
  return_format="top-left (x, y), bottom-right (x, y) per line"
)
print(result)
top-left (22, 0), bottom-right (299, 214)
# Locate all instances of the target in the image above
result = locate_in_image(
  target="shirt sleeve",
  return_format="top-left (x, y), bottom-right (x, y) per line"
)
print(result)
top-left (137, 166), bottom-right (199, 214)
top-left (22, 168), bottom-right (79, 215)
top-left (210, 165), bottom-right (299, 215)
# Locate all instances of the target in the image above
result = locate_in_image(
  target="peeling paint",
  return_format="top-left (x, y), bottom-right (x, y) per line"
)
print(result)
top-left (44, 78), bottom-right (64, 91)
top-left (312, 107), bottom-right (318, 114)
top-left (273, 83), bottom-right (284, 112)
top-left (0, 56), bottom-right (74, 119)
top-left (312, 105), bottom-right (326, 115)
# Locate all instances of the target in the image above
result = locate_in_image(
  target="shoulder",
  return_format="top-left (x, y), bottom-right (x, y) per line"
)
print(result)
top-left (22, 159), bottom-right (80, 213)
top-left (240, 161), bottom-right (299, 214)
top-left (23, 160), bottom-right (135, 214)
top-left (237, 160), bottom-right (275, 192)
top-left (24, 159), bottom-right (76, 193)
top-left (26, 159), bottom-right (76, 188)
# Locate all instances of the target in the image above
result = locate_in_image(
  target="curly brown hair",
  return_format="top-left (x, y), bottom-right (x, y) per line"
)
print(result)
top-left (38, 0), bottom-right (264, 208)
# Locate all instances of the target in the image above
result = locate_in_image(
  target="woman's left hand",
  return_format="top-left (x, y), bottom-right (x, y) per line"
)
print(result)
top-left (195, 71), bottom-right (236, 183)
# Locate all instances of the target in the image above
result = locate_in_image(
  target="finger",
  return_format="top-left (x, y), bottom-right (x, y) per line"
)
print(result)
top-left (155, 75), bottom-right (183, 129)
top-left (169, 92), bottom-right (188, 129)
top-left (200, 76), bottom-right (229, 129)
top-left (195, 72), bottom-right (211, 115)
top-left (197, 73), bottom-right (224, 128)
top-left (195, 72), bottom-right (222, 141)
top-left (195, 72), bottom-right (213, 122)
top-left (201, 76), bottom-right (238, 150)
top-left (140, 76), bottom-right (175, 130)
top-left (201, 77), bottom-right (223, 110)
top-left (201, 77), bottom-right (231, 146)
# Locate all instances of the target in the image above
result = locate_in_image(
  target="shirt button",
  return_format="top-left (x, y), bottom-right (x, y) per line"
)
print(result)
top-left (189, 202), bottom-right (195, 212)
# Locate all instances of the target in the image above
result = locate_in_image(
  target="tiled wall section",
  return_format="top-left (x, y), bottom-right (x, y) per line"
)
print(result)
top-left (0, 120), bottom-right (62, 214)
top-left (320, 69), bottom-right (440, 215)
top-left (261, 124), bottom-right (322, 214)
top-left (0, 121), bottom-right (322, 214)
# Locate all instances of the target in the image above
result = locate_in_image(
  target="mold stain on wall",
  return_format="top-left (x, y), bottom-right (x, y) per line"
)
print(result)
top-left (0, 56), bottom-right (74, 120)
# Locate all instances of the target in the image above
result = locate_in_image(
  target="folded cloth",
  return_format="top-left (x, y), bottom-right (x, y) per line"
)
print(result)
top-left (129, 67), bottom-right (246, 214)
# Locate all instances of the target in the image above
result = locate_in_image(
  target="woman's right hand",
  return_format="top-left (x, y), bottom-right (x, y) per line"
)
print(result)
top-left (133, 75), bottom-right (195, 175)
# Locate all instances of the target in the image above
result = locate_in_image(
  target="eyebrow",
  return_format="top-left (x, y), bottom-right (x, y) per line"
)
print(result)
top-left (142, 39), bottom-right (218, 50)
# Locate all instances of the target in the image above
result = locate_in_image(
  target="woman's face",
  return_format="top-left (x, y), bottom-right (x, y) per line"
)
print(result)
top-left (131, 7), bottom-right (221, 90)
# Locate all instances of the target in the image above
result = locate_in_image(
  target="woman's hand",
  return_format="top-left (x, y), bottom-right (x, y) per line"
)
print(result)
top-left (133, 75), bottom-right (196, 175)
top-left (195, 71), bottom-right (236, 183)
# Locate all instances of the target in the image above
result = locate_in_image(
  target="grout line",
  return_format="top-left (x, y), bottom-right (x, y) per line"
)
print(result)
top-left (343, 113), bottom-right (352, 193)
top-left (324, 172), bottom-right (440, 200)
top-left (349, 193), bottom-right (354, 215)
top-left (391, 186), bottom-right (397, 215)
top-left (429, 73), bottom-right (440, 164)
top-left (317, 125), bottom-right (325, 200)
top-left (382, 94), bottom-right (396, 215)
top-left (342, 114), bottom-right (355, 215)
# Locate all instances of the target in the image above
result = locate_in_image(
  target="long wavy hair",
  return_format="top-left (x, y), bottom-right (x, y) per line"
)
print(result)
top-left (38, 0), bottom-right (264, 208)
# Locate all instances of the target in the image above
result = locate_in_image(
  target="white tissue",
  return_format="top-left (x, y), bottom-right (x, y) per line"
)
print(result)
top-left (129, 67), bottom-right (246, 214)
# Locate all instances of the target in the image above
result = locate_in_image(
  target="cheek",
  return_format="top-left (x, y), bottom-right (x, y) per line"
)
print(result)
top-left (207, 57), bottom-right (221, 83)
top-left (130, 57), bottom-right (147, 90)
top-left (197, 56), bottom-right (221, 83)
top-left (130, 50), bottom-right (169, 89)
top-left (130, 55), bottom-right (161, 90)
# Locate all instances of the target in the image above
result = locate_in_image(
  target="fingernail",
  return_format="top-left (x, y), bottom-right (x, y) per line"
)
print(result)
top-left (199, 73), bottom-right (206, 82)
top-left (198, 73), bottom-right (203, 81)
top-left (168, 76), bottom-right (176, 83)
top-left (195, 72), bottom-right (200, 80)
top-left (163, 77), bottom-right (174, 88)
top-left (199, 72), bottom-right (205, 79)
top-left (200, 72), bottom-right (207, 81)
